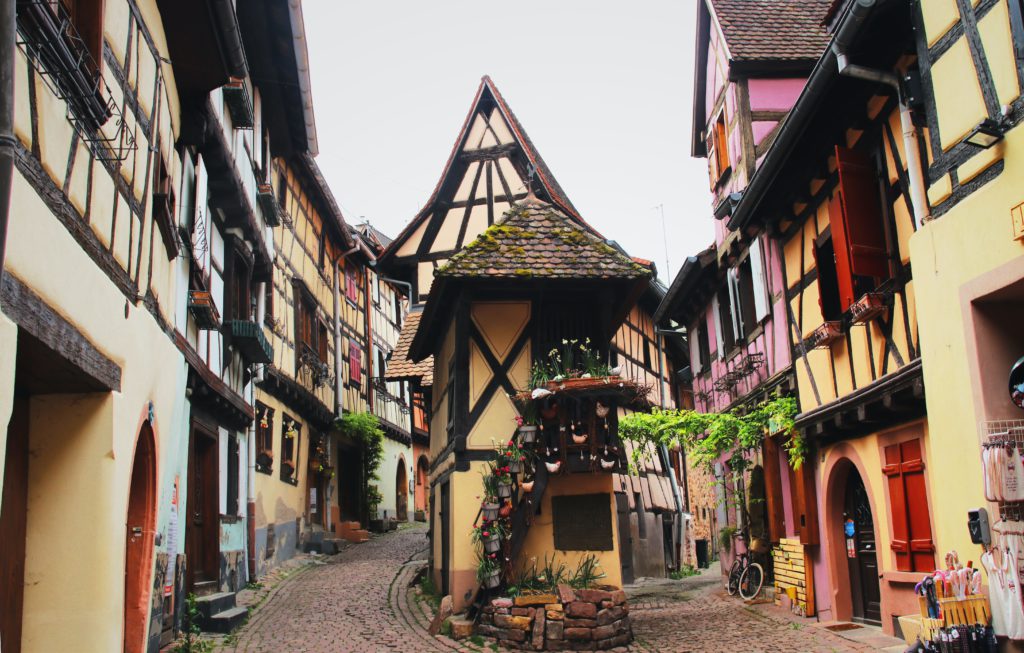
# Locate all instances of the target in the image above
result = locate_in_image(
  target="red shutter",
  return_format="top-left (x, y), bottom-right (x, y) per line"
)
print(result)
top-left (788, 460), bottom-right (819, 546)
top-left (883, 439), bottom-right (935, 572)
top-left (349, 341), bottom-right (361, 384)
top-left (831, 146), bottom-right (889, 310)
top-left (825, 190), bottom-right (856, 312)
top-left (346, 265), bottom-right (358, 303)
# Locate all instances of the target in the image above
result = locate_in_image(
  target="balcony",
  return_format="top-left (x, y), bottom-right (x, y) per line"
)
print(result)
top-left (226, 320), bottom-right (273, 365)
top-left (257, 182), bottom-right (282, 227)
top-left (188, 290), bottom-right (221, 330)
top-left (223, 77), bottom-right (254, 129)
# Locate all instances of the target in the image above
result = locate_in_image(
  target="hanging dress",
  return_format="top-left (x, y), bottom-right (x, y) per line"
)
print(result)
top-left (1006, 447), bottom-right (1024, 502)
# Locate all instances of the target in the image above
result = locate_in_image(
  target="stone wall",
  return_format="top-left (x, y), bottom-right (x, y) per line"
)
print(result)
top-left (686, 461), bottom-right (718, 564)
top-left (476, 585), bottom-right (632, 651)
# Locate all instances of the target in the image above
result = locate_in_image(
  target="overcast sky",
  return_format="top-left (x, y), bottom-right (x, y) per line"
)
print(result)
top-left (303, 0), bottom-right (714, 283)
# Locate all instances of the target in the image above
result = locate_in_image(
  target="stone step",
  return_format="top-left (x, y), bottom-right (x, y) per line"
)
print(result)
top-left (340, 529), bottom-right (369, 543)
top-left (202, 606), bottom-right (248, 634)
top-left (195, 591), bottom-right (236, 619)
top-left (192, 580), bottom-right (218, 598)
top-left (338, 520), bottom-right (363, 533)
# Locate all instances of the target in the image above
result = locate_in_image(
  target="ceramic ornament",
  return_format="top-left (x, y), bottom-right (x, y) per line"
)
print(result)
top-left (608, 365), bottom-right (623, 376)
top-left (595, 401), bottom-right (610, 418)
top-left (532, 387), bottom-right (553, 400)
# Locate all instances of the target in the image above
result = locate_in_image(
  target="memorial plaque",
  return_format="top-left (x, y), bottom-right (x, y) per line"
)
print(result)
top-left (551, 493), bottom-right (613, 551)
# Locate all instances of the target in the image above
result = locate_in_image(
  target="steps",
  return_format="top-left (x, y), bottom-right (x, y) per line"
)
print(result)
top-left (337, 520), bottom-right (370, 543)
top-left (195, 591), bottom-right (249, 634)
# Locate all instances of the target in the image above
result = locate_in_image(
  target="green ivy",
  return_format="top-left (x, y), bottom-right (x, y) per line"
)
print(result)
top-left (618, 395), bottom-right (803, 475)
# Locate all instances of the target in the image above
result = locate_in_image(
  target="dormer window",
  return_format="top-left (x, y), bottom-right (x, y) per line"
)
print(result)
top-left (708, 111), bottom-right (730, 186)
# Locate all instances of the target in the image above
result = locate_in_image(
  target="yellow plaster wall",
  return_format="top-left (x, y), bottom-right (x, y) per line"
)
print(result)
top-left (429, 319), bottom-right (456, 461)
top-left (252, 392), bottom-right (308, 532)
top-left (517, 473), bottom-right (623, 590)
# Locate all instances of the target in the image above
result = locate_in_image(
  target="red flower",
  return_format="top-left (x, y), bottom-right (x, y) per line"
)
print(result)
top-left (503, 466), bottom-right (510, 473)
top-left (508, 440), bottom-right (514, 447)
top-left (482, 531), bottom-right (490, 537)
top-left (520, 455), bottom-right (525, 461)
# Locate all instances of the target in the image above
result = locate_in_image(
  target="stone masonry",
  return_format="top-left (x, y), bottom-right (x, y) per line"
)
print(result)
top-left (476, 584), bottom-right (632, 651)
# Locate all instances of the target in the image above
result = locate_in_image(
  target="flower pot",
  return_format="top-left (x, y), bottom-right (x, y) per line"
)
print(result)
top-left (497, 482), bottom-right (512, 498)
top-left (484, 536), bottom-right (501, 554)
top-left (482, 502), bottom-right (500, 520)
top-left (545, 460), bottom-right (562, 474)
top-left (518, 425), bottom-right (538, 443)
top-left (572, 433), bottom-right (588, 445)
top-left (483, 571), bottom-right (501, 589)
top-left (282, 460), bottom-right (295, 478)
top-left (521, 480), bottom-right (534, 493)
top-left (508, 460), bottom-right (523, 474)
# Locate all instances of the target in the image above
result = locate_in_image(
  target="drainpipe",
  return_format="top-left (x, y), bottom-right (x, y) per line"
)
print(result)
top-left (0, 0), bottom-right (15, 296)
top-left (833, 1), bottom-right (931, 226)
top-left (335, 243), bottom-right (360, 416)
top-left (656, 331), bottom-right (687, 570)
top-left (247, 281), bottom-right (266, 579)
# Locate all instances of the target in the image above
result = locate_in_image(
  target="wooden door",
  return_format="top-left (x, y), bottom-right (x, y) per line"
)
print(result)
top-left (185, 425), bottom-right (219, 590)
top-left (845, 469), bottom-right (881, 625)
top-left (1, 398), bottom-right (29, 653)
top-left (440, 481), bottom-right (450, 595)
top-left (616, 492), bottom-right (635, 584)
top-left (396, 462), bottom-right (408, 521)
top-left (124, 423), bottom-right (157, 653)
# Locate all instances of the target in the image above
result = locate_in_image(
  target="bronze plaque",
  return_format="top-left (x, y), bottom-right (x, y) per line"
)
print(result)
top-left (551, 493), bottom-right (613, 551)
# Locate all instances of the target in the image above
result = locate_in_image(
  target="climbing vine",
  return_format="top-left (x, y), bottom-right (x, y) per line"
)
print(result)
top-left (337, 412), bottom-right (385, 520)
top-left (618, 395), bottom-right (803, 475)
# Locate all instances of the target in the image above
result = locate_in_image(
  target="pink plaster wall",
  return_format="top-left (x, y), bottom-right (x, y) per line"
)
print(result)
top-left (751, 120), bottom-right (778, 148)
top-left (748, 78), bottom-right (806, 111)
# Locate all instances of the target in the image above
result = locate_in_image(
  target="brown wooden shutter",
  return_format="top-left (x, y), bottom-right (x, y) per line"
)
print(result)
top-left (75, 0), bottom-right (105, 73)
top-left (789, 461), bottom-right (819, 546)
top-left (830, 146), bottom-right (889, 309)
top-left (763, 437), bottom-right (787, 542)
top-left (349, 341), bottom-right (362, 384)
top-left (883, 439), bottom-right (935, 572)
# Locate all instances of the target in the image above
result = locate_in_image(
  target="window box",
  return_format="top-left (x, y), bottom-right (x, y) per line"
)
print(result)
top-left (188, 289), bottom-right (221, 330)
top-left (257, 182), bottom-right (282, 227)
top-left (256, 449), bottom-right (274, 474)
top-left (223, 77), bottom-right (254, 129)
top-left (226, 319), bottom-right (273, 364)
top-left (807, 321), bottom-right (843, 350)
top-left (849, 292), bottom-right (887, 324)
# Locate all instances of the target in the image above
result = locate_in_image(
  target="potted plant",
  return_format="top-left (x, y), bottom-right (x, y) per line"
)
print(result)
top-left (515, 402), bottom-right (539, 443)
top-left (281, 458), bottom-right (295, 478)
top-left (481, 472), bottom-right (501, 520)
top-left (497, 474), bottom-right (513, 498)
top-left (256, 449), bottom-right (274, 471)
top-left (478, 553), bottom-right (502, 589)
top-left (472, 520), bottom-right (505, 554)
top-left (497, 439), bottom-right (530, 474)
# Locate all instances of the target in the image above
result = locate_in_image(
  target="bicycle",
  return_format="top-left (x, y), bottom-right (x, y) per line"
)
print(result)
top-left (726, 531), bottom-right (766, 600)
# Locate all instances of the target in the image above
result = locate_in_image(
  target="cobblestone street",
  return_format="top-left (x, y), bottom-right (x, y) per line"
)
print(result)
top-left (222, 525), bottom-right (909, 653)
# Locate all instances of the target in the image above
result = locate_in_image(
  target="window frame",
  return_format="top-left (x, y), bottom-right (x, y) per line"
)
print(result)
top-left (280, 414), bottom-right (301, 484)
top-left (255, 403), bottom-right (274, 474)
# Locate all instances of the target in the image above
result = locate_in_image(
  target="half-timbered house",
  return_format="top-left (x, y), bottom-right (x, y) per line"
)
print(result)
top-left (665, 0), bottom-right (833, 608)
top-left (722, 0), bottom-right (930, 632)
top-left (381, 77), bottom-right (690, 583)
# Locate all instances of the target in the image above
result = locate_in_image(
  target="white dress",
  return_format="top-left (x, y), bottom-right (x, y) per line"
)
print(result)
top-left (1008, 448), bottom-right (1024, 501)
top-left (999, 530), bottom-right (1024, 639)
top-left (982, 548), bottom-right (1009, 638)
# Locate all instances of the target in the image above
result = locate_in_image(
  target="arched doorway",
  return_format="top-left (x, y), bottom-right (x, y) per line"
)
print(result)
top-left (396, 459), bottom-right (409, 521)
top-left (415, 455), bottom-right (429, 517)
top-left (124, 421), bottom-right (157, 653)
top-left (843, 467), bottom-right (881, 625)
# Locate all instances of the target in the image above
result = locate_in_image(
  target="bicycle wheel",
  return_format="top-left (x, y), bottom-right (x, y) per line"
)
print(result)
top-left (739, 562), bottom-right (764, 600)
top-left (727, 559), bottom-right (743, 596)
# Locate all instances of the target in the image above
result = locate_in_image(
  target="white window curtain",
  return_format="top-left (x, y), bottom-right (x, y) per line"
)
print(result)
top-left (711, 295), bottom-right (724, 360)
top-left (750, 236), bottom-right (771, 321)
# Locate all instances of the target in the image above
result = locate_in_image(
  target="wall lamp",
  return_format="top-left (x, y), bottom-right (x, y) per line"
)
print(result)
top-left (963, 118), bottom-right (1006, 149)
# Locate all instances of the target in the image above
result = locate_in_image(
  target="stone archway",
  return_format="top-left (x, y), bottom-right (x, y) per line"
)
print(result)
top-left (124, 421), bottom-right (158, 653)
top-left (396, 457), bottom-right (409, 521)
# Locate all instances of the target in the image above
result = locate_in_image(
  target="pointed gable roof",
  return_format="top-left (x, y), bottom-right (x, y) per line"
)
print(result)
top-left (380, 76), bottom-right (595, 265)
top-left (437, 199), bottom-right (649, 281)
top-left (709, 0), bottom-right (833, 64)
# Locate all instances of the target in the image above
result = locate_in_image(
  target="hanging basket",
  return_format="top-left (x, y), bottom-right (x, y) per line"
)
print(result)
top-left (508, 460), bottom-right (523, 474)
top-left (482, 502), bottom-right (500, 521)
top-left (497, 482), bottom-right (512, 499)
top-left (483, 570), bottom-right (501, 589)
top-left (484, 536), bottom-right (502, 554)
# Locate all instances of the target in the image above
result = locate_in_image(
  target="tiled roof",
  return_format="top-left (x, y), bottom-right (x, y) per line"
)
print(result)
top-left (711, 0), bottom-right (833, 62)
top-left (357, 221), bottom-right (393, 250)
top-left (436, 199), bottom-right (652, 281)
top-left (385, 310), bottom-right (433, 386)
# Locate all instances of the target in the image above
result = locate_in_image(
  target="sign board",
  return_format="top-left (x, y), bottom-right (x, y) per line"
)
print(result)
top-left (551, 493), bottom-right (613, 551)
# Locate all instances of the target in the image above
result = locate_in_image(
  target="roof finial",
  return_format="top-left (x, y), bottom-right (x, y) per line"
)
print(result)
top-left (525, 162), bottom-right (538, 201)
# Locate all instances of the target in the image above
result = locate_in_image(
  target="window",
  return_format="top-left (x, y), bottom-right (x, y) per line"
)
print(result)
top-left (280, 415), bottom-right (301, 483)
top-left (349, 340), bottom-right (362, 385)
top-left (345, 264), bottom-right (359, 304)
top-left (883, 438), bottom-right (935, 572)
top-left (642, 340), bottom-right (652, 369)
top-left (295, 284), bottom-right (317, 358)
top-left (256, 403), bottom-right (274, 473)
top-left (693, 317), bottom-right (711, 373)
top-left (264, 280), bottom-right (274, 326)
top-left (376, 347), bottom-right (387, 379)
top-left (707, 111), bottom-right (730, 186)
top-left (151, 142), bottom-right (178, 259)
top-left (714, 287), bottom-right (736, 356)
top-left (814, 234), bottom-right (843, 322)
top-left (317, 320), bottom-right (329, 363)
top-left (826, 145), bottom-right (891, 312)
top-left (729, 258), bottom-right (758, 340)
top-left (748, 236), bottom-right (771, 322)
top-left (226, 435), bottom-right (239, 515)
top-left (277, 170), bottom-right (288, 211)
top-left (230, 250), bottom-right (252, 322)
top-left (394, 293), bottom-right (403, 327)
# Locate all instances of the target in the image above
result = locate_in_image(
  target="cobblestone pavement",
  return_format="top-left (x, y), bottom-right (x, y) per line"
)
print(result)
top-left (223, 525), bottom-right (906, 652)
top-left (627, 569), bottom-right (906, 653)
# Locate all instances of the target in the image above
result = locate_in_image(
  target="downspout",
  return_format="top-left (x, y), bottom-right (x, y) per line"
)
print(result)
top-left (247, 280), bottom-right (267, 581)
top-left (656, 331), bottom-right (687, 570)
top-left (0, 0), bottom-right (15, 296)
top-left (335, 243), bottom-right (360, 416)
top-left (833, 0), bottom-right (930, 226)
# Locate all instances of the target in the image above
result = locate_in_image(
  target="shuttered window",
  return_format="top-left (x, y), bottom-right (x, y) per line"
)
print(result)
top-left (883, 439), bottom-right (935, 572)
top-left (345, 264), bottom-right (359, 303)
top-left (749, 236), bottom-right (770, 321)
top-left (348, 340), bottom-right (362, 385)
top-left (828, 146), bottom-right (890, 311)
top-left (707, 111), bottom-right (730, 186)
top-left (788, 460), bottom-right (819, 546)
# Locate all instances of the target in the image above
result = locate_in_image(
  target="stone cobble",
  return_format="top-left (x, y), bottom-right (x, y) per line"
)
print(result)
top-left (224, 527), bottom-right (903, 652)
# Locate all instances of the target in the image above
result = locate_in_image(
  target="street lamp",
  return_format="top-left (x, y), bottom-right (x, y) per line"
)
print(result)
top-left (962, 118), bottom-right (1006, 149)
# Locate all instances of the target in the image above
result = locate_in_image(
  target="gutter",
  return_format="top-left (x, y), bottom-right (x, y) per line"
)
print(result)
top-left (727, 0), bottom-right (890, 231)
top-left (0, 0), bottom-right (14, 296)
top-left (212, 0), bottom-right (248, 78)
top-left (286, 0), bottom-right (318, 155)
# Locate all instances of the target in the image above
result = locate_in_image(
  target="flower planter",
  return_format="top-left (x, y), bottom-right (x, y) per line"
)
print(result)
top-left (256, 449), bottom-right (274, 471)
top-left (497, 482), bottom-right (512, 498)
top-left (281, 460), bottom-right (295, 478)
top-left (482, 502), bottom-right (500, 520)
top-left (483, 570), bottom-right (501, 589)
top-left (518, 425), bottom-right (538, 443)
top-left (484, 536), bottom-right (502, 554)
top-left (508, 460), bottom-right (523, 474)
top-left (546, 376), bottom-right (621, 392)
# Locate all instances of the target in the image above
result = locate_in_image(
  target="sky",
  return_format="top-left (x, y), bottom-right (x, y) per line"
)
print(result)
top-left (303, 0), bottom-right (715, 284)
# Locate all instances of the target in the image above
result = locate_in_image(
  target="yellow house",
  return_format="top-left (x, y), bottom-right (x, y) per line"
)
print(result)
top-left (407, 198), bottom-right (652, 611)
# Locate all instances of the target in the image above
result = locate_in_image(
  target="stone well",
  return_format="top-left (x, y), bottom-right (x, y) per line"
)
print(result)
top-left (475, 584), bottom-right (632, 651)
